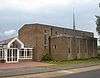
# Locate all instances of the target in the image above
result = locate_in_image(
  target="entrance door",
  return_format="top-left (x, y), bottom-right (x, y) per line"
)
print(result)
top-left (7, 48), bottom-right (18, 63)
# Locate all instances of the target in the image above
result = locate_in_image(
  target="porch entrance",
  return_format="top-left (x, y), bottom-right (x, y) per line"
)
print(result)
top-left (7, 48), bottom-right (18, 63)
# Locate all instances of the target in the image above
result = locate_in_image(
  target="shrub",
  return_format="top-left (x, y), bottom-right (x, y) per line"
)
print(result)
top-left (42, 53), bottom-right (52, 61)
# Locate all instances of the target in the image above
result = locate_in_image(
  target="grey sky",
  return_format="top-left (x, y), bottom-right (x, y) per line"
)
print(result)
top-left (0, 0), bottom-right (100, 40)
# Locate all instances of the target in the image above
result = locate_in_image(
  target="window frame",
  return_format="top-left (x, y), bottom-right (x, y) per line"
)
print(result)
top-left (19, 48), bottom-right (33, 59)
top-left (0, 49), bottom-right (4, 59)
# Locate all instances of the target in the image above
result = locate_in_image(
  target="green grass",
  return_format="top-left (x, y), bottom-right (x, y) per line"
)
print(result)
top-left (45, 57), bottom-right (100, 68)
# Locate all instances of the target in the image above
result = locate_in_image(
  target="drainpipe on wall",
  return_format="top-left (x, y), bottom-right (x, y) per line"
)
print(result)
top-left (48, 36), bottom-right (51, 57)
top-left (48, 28), bottom-right (53, 59)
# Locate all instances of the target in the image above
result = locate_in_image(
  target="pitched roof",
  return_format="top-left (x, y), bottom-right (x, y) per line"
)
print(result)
top-left (0, 37), bottom-right (15, 45)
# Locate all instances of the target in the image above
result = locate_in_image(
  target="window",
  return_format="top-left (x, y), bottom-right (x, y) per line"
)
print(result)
top-left (68, 48), bottom-right (70, 53)
top-left (44, 30), bottom-right (47, 33)
top-left (55, 45), bottom-right (56, 49)
top-left (10, 40), bottom-right (21, 48)
top-left (19, 49), bottom-right (24, 58)
top-left (44, 34), bottom-right (48, 47)
top-left (27, 49), bottom-right (32, 58)
top-left (44, 30), bottom-right (48, 35)
top-left (19, 49), bottom-right (32, 59)
top-left (44, 46), bottom-right (47, 49)
top-left (44, 35), bottom-right (47, 45)
top-left (53, 45), bottom-right (57, 49)
top-left (0, 49), bottom-right (4, 59)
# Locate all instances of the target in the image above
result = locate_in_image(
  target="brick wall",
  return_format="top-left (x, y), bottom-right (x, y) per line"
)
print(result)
top-left (51, 36), bottom-right (97, 60)
top-left (18, 23), bottom-right (97, 61)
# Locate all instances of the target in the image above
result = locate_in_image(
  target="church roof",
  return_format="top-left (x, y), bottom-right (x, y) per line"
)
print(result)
top-left (0, 37), bottom-right (15, 45)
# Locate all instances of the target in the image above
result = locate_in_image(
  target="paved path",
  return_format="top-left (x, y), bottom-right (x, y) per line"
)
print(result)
top-left (0, 62), bottom-right (54, 77)
top-left (0, 62), bottom-right (51, 70)
top-left (4, 65), bottom-right (100, 78)
top-left (0, 67), bottom-right (57, 77)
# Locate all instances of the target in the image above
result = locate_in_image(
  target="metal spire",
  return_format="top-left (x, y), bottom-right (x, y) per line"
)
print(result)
top-left (73, 8), bottom-right (76, 30)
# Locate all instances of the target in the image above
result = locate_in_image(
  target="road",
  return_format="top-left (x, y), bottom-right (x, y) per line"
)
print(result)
top-left (0, 67), bottom-right (57, 77)
top-left (54, 69), bottom-right (100, 78)
top-left (4, 65), bottom-right (100, 78)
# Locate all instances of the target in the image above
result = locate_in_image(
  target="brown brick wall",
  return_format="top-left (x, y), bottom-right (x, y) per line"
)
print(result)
top-left (19, 24), bottom-right (51, 61)
top-left (51, 36), bottom-right (97, 60)
top-left (18, 23), bottom-right (97, 61)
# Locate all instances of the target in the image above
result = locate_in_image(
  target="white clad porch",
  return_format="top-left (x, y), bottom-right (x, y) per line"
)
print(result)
top-left (0, 38), bottom-right (33, 63)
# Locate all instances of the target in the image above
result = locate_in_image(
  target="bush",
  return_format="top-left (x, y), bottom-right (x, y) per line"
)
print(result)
top-left (42, 53), bottom-right (52, 61)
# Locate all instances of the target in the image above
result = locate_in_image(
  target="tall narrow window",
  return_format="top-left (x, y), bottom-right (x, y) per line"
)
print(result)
top-left (44, 30), bottom-right (47, 33)
top-left (68, 48), bottom-right (70, 53)
top-left (27, 49), bottom-right (32, 58)
top-left (55, 45), bottom-right (56, 49)
top-left (44, 33), bottom-right (48, 48)
top-left (53, 45), bottom-right (57, 49)
top-left (44, 35), bottom-right (47, 45)
top-left (19, 49), bottom-right (24, 58)
top-left (0, 49), bottom-right (4, 59)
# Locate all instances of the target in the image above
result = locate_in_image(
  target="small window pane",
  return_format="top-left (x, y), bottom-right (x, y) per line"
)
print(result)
top-left (19, 49), bottom-right (24, 58)
top-left (0, 49), bottom-right (4, 59)
top-left (27, 49), bottom-right (32, 58)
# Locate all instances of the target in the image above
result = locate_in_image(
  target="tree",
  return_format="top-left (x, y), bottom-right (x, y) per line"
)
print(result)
top-left (96, 15), bottom-right (100, 35)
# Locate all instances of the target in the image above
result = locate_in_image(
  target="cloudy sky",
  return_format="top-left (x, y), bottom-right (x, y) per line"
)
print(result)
top-left (0, 0), bottom-right (100, 40)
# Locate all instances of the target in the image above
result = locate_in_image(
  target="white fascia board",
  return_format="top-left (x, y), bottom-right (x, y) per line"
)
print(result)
top-left (7, 38), bottom-right (24, 48)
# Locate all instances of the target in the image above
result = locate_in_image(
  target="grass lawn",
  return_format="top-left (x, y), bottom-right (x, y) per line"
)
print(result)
top-left (44, 57), bottom-right (100, 69)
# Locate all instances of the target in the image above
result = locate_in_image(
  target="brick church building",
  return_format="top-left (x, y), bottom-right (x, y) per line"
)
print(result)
top-left (18, 23), bottom-right (97, 61)
top-left (0, 23), bottom-right (97, 63)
